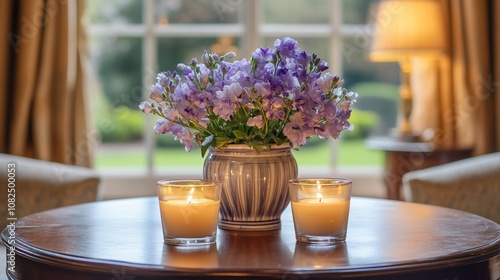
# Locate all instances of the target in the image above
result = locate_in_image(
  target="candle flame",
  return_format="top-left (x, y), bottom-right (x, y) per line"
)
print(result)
top-left (187, 187), bottom-right (195, 204)
top-left (316, 181), bottom-right (322, 202)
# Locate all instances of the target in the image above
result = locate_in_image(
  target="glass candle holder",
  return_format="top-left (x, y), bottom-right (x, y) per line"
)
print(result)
top-left (288, 178), bottom-right (352, 245)
top-left (157, 179), bottom-right (221, 246)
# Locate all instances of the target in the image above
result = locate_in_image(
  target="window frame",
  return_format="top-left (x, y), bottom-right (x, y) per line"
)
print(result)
top-left (88, 0), bottom-right (384, 200)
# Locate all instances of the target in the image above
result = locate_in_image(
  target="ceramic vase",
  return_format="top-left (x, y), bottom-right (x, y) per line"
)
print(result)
top-left (203, 144), bottom-right (298, 231)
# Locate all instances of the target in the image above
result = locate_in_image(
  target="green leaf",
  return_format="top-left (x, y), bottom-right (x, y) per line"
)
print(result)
top-left (214, 136), bottom-right (233, 147)
top-left (201, 144), bottom-right (210, 158)
top-left (232, 130), bottom-right (247, 140)
top-left (257, 129), bottom-right (267, 139)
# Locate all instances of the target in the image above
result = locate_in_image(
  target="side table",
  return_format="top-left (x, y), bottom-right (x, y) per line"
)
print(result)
top-left (2, 197), bottom-right (499, 279)
top-left (366, 136), bottom-right (473, 200)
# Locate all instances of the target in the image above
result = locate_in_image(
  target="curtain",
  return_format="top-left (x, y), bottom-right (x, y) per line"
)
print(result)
top-left (0, 0), bottom-right (93, 167)
top-left (495, 0), bottom-right (500, 151)
top-left (411, 0), bottom-right (499, 155)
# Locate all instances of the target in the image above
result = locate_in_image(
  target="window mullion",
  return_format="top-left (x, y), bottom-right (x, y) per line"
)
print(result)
top-left (241, 0), bottom-right (261, 57)
top-left (153, 24), bottom-right (243, 37)
top-left (143, 0), bottom-right (156, 174)
top-left (329, 0), bottom-right (343, 172)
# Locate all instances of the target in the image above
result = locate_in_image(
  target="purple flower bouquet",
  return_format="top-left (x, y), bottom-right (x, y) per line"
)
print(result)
top-left (140, 37), bottom-right (357, 157)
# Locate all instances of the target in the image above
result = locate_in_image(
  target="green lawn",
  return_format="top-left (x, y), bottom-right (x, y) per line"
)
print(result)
top-left (293, 140), bottom-right (383, 166)
top-left (95, 140), bottom-right (383, 168)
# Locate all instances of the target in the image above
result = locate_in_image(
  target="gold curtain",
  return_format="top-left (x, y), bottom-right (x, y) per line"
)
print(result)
top-left (495, 0), bottom-right (500, 151)
top-left (411, 0), bottom-right (499, 155)
top-left (0, 0), bottom-right (93, 167)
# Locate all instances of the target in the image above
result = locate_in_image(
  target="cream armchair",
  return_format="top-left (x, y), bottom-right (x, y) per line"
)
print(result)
top-left (403, 152), bottom-right (500, 224)
top-left (0, 154), bottom-right (100, 230)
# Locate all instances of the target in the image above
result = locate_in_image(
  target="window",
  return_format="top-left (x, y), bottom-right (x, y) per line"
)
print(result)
top-left (87, 0), bottom-right (396, 198)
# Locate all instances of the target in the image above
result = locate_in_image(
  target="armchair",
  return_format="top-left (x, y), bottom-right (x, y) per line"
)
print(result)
top-left (402, 152), bottom-right (500, 224)
top-left (0, 153), bottom-right (101, 230)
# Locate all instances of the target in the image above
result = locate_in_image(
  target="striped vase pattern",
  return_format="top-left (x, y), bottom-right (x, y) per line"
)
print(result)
top-left (203, 144), bottom-right (298, 231)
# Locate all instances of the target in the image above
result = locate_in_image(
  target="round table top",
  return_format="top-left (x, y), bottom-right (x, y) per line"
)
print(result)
top-left (2, 197), bottom-right (500, 279)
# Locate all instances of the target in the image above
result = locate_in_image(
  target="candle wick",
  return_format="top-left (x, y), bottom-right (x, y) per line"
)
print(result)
top-left (319, 197), bottom-right (322, 203)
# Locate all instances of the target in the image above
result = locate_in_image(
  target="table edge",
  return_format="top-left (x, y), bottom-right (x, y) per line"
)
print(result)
top-left (3, 234), bottom-right (500, 278)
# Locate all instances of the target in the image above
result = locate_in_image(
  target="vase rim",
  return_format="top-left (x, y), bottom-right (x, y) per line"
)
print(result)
top-left (210, 143), bottom-right (292, 151)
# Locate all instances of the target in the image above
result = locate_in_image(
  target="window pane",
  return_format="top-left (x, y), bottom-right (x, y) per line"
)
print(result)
top-left (157, 36), bottom-right (241, 71)
top-left (87, 0), bottom-right (390, 171)
top-left (342, 0), bottom-right (379, 24)
top-left (155, 0), bottom-right (239, 24)
top-left (87, 0), bottom-right (142, 24)
top-left (292, 140), bottom-right (332, 166)
top-left (90, 37), bottom-right (147, 169)
top-left (339, 36), bottom-right (399, 166)
top-left (263, 0), bottom-right (330, 24)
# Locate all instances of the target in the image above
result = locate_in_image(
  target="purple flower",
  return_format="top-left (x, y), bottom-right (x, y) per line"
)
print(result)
top-left (251, 48), bottom-right (274, 64)
top-left (274, 37), bottom-right (299, 58)
top-left (345, 91), bottom-right (358, 102)
top-left (283, 126), bottom-right (306, 149)
top-left (164, 107), bottom-right (180, 121)
top-left (318, 61), bottom-right (329, 72)
top-left (302, 108), bottom-right (322, 126)
top-left (224, 83), bottom-right (243, 103)
top-left (150, 84), bottom-right (165, 102)
top-left (297, 51), bottom-right (311, 68)
top-left (200, 73), bottom-right (209, 88)
top-left (213, 103), bottom-right (235, 120)
top-left (141, 37), bottom-right (357, 154)
top-left (173, 127), bottom-right (196, 152)
top-left (201, 50), bottom-right (209, 66)
top-left (157, 72), bottom-right (170, 87)
top-left (317, 73), bottom-right (336, 93)
top-left (139, 101), bottom-right (153, 114)
top-left (253, 82), bottom-right (270, 98)
top-left (224, 52), bottom-right (236, 59)
top-left (247, 115), bottom-right (264, 128)
top-left (176, 63), bottom-right (191, 75)
top-left (154, 119), bottom-right (171, 135)
top-left (213, 89), bottom-right (236, 121)
top-left (322, 102), bottom-right (338, 122)
top-left (267, 109), bottom-right (285, 121)
top-left (285, 112), bottom-right (304, 129)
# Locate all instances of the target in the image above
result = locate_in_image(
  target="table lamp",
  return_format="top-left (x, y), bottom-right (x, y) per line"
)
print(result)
top-left (370, 0), bottom-right (446, 141)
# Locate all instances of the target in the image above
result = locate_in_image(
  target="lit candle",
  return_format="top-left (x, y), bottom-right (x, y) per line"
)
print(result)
top-left (291, 197), bottom-right (350, 236)
top-left (157, 180), bottom-right (221, 245)
top-left (160, 197), bottom-right (220, 238)
top-left (289, 178), bottom-right (352, 244)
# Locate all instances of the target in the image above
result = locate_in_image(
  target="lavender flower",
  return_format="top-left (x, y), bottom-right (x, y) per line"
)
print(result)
top-left (247, 115), bottom-right (264, 128)
top-left (140, 37), bottom-right (357, 156)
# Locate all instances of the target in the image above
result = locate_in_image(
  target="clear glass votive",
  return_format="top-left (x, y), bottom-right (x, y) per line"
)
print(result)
top-left (288, 178), bottom-right (352, 245)
top-left (157, 179), bottom-right (221, 246)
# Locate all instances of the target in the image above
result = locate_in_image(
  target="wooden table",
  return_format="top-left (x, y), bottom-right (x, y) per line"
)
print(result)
top-left (2, 197), bottom-right (499, 280)
top-left (366, 137), bottom-right (473, 200)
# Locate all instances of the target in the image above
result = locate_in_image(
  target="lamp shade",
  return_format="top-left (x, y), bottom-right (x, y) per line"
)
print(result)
top-left (370, 0), bottom-right (446, 61)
